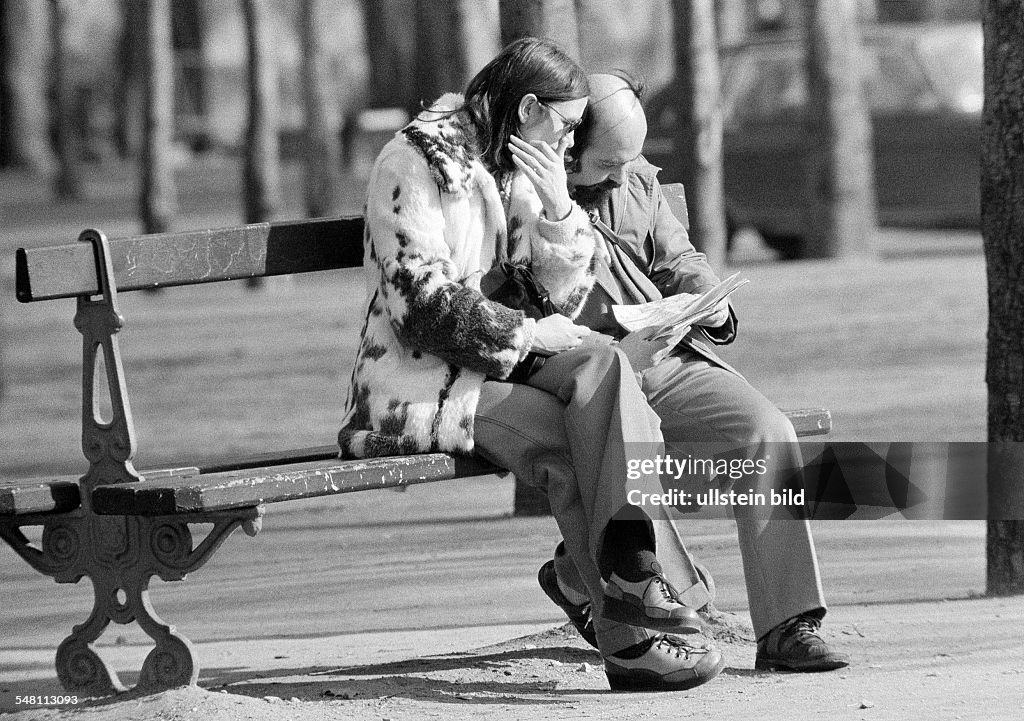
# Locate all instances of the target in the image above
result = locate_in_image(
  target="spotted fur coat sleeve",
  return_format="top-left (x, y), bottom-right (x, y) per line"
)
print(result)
top-left (504, 171), bottom-right (602, 318)
top-left (366, 146), bottom-right (535, 380)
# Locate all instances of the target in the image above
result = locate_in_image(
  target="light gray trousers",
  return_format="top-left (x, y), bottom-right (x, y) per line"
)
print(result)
top-left (474, 344), bottom-right (711, 655)
top-left (475, 345), bottom-right (826, 643)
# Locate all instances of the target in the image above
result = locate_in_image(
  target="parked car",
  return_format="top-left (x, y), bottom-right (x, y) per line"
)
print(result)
top-left (643, 23), bottom-right (982, 258)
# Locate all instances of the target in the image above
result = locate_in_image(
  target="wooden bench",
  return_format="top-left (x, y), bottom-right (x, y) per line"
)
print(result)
top-left (2, 209), bottom-right (831, 697)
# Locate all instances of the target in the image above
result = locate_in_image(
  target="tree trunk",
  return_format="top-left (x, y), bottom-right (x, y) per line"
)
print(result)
top-left (140, 0), bottom-right (177, 233)
top-left (499, 0), bottom-right (579, 516)
top-left (414, 0), bottom-right (499, 102)
top-left (115, 0), bottom-right (146, 158)
top-left (414, 0), bottom-right (473, 104)
top-left (981, 0), bottom-right (1024, 596)
top-left (0, 0), bottom-right (55, 174)
top-left (672, 0), bottom-right (728, 269)
top-left (802, 0), bottom-right (876, 259)
top-left (51, 0), bottom-right (82, 198)
top-left (499, 0), bottom-right (580, 58)
top-left (172, 0), bottom-right (209, 152)
top-left (301, 0), bottom-right (342, 218)
top-left (242, 0), bottom-right (282, 224)
top-left (361, 0), bottom-right (417, 110)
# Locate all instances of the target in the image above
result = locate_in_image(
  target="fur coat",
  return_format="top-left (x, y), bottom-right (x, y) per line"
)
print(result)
top-left (339, 93), bottom-right (599, 458)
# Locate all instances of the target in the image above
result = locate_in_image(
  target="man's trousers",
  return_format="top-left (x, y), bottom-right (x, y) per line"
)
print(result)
top-left (476, 345), bottom-right (826, 641)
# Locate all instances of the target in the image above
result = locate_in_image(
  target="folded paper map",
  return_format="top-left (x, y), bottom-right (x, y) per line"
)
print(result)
top-left (611, 272), bottom-right (749, 341)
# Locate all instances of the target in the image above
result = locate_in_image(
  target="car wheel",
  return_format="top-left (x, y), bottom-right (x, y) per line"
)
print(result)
top-left (759, 231), bottom-right (804, 261)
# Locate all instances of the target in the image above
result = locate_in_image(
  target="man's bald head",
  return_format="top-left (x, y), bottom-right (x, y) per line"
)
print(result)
top-left (584, 73), bottom-right (647, 145)
top-left (567, 72), bottom-right (648, 203)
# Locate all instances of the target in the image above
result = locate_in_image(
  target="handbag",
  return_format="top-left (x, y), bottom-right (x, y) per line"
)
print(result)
top-left (482, 261), bottom-right (557, 382)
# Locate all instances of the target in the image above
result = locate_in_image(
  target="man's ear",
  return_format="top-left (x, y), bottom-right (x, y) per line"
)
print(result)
top-left (517, 93), bottom-right (537, 125)
top-left (564, 149), bottom-right (581, 174)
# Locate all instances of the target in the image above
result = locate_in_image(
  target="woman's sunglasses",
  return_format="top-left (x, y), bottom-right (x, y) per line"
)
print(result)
top-left (538, 100), bottom-right (583, 136)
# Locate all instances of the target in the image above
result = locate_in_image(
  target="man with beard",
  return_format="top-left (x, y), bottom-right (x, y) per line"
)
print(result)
top-left (536, 72), bottom-right (850, 673)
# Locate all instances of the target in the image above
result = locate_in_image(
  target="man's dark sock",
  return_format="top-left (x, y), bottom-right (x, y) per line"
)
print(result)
top-left (600, 519), bottom-right (660, 582)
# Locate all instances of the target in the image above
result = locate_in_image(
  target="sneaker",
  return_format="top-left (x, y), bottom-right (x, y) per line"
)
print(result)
top-left (603, 572), bottom-right (702, 633)
top-left (755, 614), bottom-right (850, 672)
top-left (604, 634), bottom-right (725, 692)
top-left (537, 560), bottom-right (598, 648)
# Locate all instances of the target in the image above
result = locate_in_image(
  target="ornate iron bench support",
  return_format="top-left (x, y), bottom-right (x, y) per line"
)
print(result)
top-left (0, 230), bottom-right (263, 695)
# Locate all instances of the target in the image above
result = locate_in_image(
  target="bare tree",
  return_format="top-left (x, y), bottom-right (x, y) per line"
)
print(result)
top-left (50, 0), bottom-right (83, 199)
top-left (671, 0), bottom-right (727, 269)
top-left (140, 0), bottom-right (177, 232)
top-left (415, 0), bottom-right (473, 103)
top-left (802, 0), bottom-right (876, 258)
top-left (981, 0), bottom-right (1024, 595)
top-left (115, 0), bottom-right (146, 158)
top-left (301, 0), bottom-right (342, 218)
top-left (361, 0), bottom-right (417, 110)
top-left (242, 0), bottom-right (282, 225)
top-left (0, 0), bottom-right (55, 174)
top-left (499, 0), bottom-right (580, 57)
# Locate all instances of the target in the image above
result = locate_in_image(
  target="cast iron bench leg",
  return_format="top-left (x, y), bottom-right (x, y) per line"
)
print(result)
top-left (1, 508), bottom-right (262, 695)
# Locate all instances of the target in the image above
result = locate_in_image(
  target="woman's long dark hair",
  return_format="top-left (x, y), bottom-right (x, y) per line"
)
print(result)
top-left (463, 37), bottom-right (588, 174)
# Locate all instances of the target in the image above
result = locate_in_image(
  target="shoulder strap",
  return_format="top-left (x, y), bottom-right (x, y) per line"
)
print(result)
top-left (588, 213), bottom-right (663, 304)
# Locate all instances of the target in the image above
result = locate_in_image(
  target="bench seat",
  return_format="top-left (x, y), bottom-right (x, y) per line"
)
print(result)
top-left (91, 452), bottom-right (499, 516)
top-left (0, 476), bottom-right (81, 516)
top-left (5, 407), bottom-right (828, 519)
top-left (781, 407), bottom-right (832, 437)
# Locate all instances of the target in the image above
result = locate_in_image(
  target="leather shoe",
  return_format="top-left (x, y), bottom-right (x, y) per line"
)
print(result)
top-left (755, 614), bottom-right (850, 672)
top-left (605, 634), bottom-right (725, 691)
top-left (603, 572), bottom-right (702, 633)
top-left (537, 560), bottom-right (598, 648)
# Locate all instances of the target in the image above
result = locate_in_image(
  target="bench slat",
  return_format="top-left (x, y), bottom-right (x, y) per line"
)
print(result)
top-left (16, 216), bottom-right (365, 302)
top-left (92, 454), bottom-right (500, 516)
top-left (0, 477), bottom-right (81, 516)
top-left (785, 408), bottom-right (832, 436)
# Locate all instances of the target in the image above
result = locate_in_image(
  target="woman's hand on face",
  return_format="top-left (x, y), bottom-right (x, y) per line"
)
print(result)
top-left (508, 134), bottom-right (573, 221)
top-left (531, 314), bottom-right (590, 355)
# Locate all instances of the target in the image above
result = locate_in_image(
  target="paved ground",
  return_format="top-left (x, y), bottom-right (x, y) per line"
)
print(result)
top-left (1, 505), bottom-right (1021, 720)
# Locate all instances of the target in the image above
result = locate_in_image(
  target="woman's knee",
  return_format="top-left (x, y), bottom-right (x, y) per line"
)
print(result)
top-left (708, 392), bottom-right (797, 446)
top-left (747, 403), bottom-right (798, 444)
top-left (542, 344), bottom-right (633, 390)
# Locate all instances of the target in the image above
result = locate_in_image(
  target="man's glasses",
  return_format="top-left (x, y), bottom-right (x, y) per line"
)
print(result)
top-left (538, 100), bottom-right (583, 136)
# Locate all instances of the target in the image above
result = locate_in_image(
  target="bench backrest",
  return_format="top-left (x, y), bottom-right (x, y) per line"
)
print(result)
top-left (16, 216), bottom-right (365, 302)
top-left (16, 182), bottom-right (691, 303)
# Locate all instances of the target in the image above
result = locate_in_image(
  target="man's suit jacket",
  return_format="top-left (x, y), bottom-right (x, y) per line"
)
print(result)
top-left (573, 159), bottom-right (741, 376)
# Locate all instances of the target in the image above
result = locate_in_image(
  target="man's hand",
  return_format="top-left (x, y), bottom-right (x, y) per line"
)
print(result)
top-left (696, 299), bottom-right (730, 329)
top-left (616, 325), bottom-right (688, 373)
top-left (508, 134), bottom-right (573, 221)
